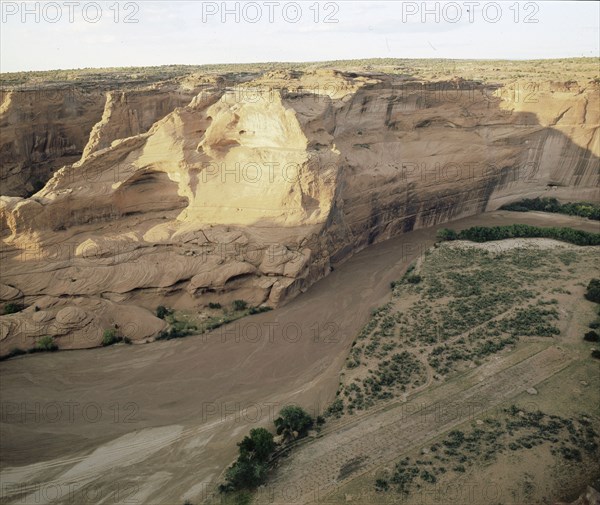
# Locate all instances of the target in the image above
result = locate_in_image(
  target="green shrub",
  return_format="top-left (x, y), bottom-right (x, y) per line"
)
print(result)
top-left (375, 478), bottom-right (389, 491)
top-left (584, 331), bottom-right (600, 342)
top-left (420, 470), bottom-right (436, 483)
top-left (156, 305), bottom-right (171, 319)
top-left (437, 228), bottom-right (458, 241)
top-left (3, 302), bottom-right (23, 315)
top-left (248, 306), bottom-right (272, 315)
top-left (232, 300), bottom-right (248, 311)
top-left (156, 326), bottom-right (193, 340)
top-left (325, 398), bottom-right (344, 418)
top-left (102, 329), bottom-right (120, 346)
top-left (585, 279), bottom-right (600, 303)
top-left (35, 336), bottom-right (58, 352)
top-left (592, 350), bottom-right (600, 360)
top-left (208, 302), bottom-right (222, 309)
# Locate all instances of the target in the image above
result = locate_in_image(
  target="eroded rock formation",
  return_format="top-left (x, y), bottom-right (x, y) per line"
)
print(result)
top-left (1, 68), bottom-right (598, 352)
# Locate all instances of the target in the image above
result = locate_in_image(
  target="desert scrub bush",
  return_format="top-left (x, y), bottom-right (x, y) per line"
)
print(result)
top-left (102, 329), bottom-right (121, 346)
top-left (248, 305), bottom-right (272, 315)
top-left (375, 478), bottom-right (389, 492)
top-left (585, 279), bottom-right (600, 303)
top-left (391, 458), bottom-right (419, 494)
top-left (405, 274), bottom-right (422, 284)
top-left (497, 306), bottom-right (560, 337)
top-left (208, 302), bottom-right (222, 309)
top-left (157, 323), bottom-right (195, 340)
top-left (367, 351), bottom-right (426, 395)
top-left (156, 305), bottom-right (172, 319)
top-left (3, 302), bottom-right (24, 315)
top-left (232, 300), bottom-right (248, 311)
top-left (584, 331), bottom-right (600, 342)
top-left (325, 398), bottom-right (344, 418)
top-left (34, 336), bottom-right (58, 352)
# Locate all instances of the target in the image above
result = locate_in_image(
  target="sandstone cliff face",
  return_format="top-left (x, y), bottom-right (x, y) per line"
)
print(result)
top-left (0, 70), bottom-right (598, 353)
top-left (0, 87), bottom-right (105, 196)
top-left (81, 87), bottom-right (197, 160)
top-left (0, 83), bottom-right (199, 197)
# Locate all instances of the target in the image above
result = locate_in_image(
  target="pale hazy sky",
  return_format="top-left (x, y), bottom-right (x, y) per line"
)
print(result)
top-left (1, 1), bottom-right (598, 72)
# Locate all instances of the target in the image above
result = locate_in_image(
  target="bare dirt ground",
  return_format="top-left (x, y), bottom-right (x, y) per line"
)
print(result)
top-left (0, 211), bottom-right (598, 504)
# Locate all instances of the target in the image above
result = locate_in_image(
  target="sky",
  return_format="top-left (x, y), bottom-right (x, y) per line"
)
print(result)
top-left (1, 1), bottom-right (599, 72)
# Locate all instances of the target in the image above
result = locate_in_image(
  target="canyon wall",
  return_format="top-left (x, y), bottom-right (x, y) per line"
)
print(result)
top-left (1, 69), bottom-right (598, 352)
top-left (0, 82), bottom-right (199, 196)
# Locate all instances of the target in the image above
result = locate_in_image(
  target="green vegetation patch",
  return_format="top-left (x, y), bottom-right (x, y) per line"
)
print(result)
top-left (335, 241), bottom-right (597, 417)
top-left (155, 302), bottom-right (271, 341)
top-left (500, 197), bottom-right (600, 221)
top-left (436, 224), bottom-right (600, 246)
top-left (375, 407), bottom-right (599, 496)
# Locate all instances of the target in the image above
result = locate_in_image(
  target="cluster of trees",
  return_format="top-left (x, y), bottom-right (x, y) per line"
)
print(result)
top-left (436, 224), bottom-right (600, 246)
top-left (221, 406), bottom-right (319, 492)
top-left (501, 197), bottom-right (600, 221)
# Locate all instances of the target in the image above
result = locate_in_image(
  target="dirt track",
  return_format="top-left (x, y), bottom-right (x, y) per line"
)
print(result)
top-left (0, 211), bottom-right (598, 504)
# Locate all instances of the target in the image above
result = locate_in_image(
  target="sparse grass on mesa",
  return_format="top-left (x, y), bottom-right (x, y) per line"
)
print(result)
top-left (1, 57), bottom-right (598, 88)
top-left (329, 239), bottom-right (600, 418)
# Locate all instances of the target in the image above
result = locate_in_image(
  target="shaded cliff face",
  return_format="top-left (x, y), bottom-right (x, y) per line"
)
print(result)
top-left (0, 69), bottom-right (598, 352)
top-left (0, 87), bottom-right (105, 196)
top-left (0, 83), bottom-right (200, 197)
